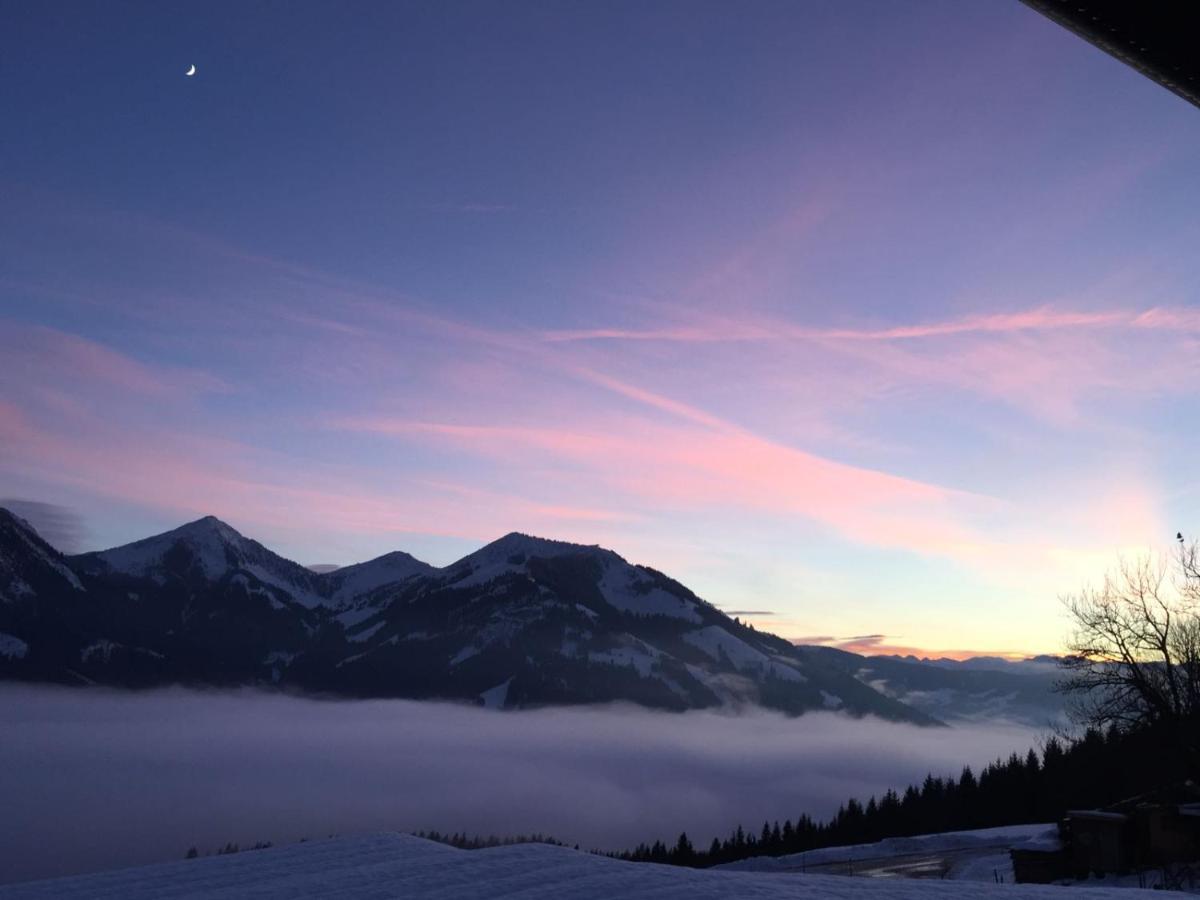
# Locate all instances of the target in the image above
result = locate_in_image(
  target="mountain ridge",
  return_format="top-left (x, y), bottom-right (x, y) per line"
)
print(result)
top-left (1, 509), bottom-right (1028, 725)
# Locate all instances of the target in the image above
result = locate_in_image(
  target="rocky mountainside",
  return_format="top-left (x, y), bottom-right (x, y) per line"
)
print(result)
top-left (0, 508), bottom-right (940, 724)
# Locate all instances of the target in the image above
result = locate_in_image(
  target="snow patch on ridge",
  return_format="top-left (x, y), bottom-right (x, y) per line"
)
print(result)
top-left (323, 551), bottom-right (434, 604)
top-left (81, 640), bottom-right (120, 664)
top-left (588, 642), bottom-right (661, 677)
top-left (480, 677), bottom-right (513, 709)
top-left (347, 620), bottom-right (387, 643)
top-left (0, 632), bottom-right (28, 659)
top-left (450, 645), bottom-right (479, 666)
top-left (598, 561), bottom-right (701, 622)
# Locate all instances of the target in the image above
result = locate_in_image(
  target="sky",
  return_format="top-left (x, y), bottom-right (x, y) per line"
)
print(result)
top-left (2, 1), bottom-right (1199, 656)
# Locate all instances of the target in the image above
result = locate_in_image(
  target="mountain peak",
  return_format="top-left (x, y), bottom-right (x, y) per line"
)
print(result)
top-left (438, 532), bottom-right (615, 591)
top-left (320, 549), bottom-right (436, 603)
top-left (173, 515), bottom-right (244, 542)
top-left (71, 515), bottom-right (328, 607)
top-left (485, 531), bottom-right (604, 557)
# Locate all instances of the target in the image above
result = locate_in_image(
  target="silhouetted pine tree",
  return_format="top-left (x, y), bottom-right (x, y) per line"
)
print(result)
top-left (616, 722), bottom-right (1190, 869)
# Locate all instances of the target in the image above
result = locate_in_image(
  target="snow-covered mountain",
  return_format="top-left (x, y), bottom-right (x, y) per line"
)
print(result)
top-left (71, 516), bottom-right (328, 608)
top-left (0, 509), bottom-right (88, 664)
top-left (0, 508), bottom-right (85, 605)
top-left (307, 529), bottom-right (927, 719)
top-left (322, 550), bottom-right (435, 605)
top-left (0, 510), bottom-right (940, 723)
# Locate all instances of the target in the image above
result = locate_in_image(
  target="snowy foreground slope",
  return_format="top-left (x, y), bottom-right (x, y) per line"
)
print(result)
top-left (721, 823), bottom-right (1055, 874)
top-left (0, 833), bottom-right (1160, 899)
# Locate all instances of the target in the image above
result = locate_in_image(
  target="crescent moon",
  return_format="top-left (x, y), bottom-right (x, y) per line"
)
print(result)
top-left (186, 65), bottom-right (196, 77)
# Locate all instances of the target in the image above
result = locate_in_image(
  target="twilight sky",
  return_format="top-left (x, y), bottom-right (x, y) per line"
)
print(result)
top-left (2, 1), bottom-right (1199, 657)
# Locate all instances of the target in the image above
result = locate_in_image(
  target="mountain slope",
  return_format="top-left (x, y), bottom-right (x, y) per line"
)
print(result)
top-left (0, 508), bottom-right (84, 605)
top-left (0, 509), bottom-right (87, 665)
top-left (300, 532), bottom-right (937, 722)
top-left (0, 510), bottom-right (940, 723)
top-left (71, 516), bottom-right (328, 609)
top-left (323, 551), bottom-right (436, 606)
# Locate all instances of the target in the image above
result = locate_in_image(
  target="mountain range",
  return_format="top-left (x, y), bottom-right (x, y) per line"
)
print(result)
top-left (0, 508), bottom-right (1065, 726)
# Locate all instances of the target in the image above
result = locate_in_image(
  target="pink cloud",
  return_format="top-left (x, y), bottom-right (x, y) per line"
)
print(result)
top-left (540, 305), bottom-right (1194, 345)
top-left (338, 408), bottom-right (984, 560)
top-left (0, 324), bottom-right (229, 398)
top-left (542, 303), bottom-right (1200, 428)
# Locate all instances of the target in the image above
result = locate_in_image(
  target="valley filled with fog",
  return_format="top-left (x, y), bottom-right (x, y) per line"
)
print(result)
top-left (0, 686), bottom-right (1048, 885)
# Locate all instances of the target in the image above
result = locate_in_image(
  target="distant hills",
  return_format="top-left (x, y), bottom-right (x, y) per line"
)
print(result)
top-left (0, 508), bottom-right (1064, 725)
top-left (802, 647), bottom-right (1066, 728)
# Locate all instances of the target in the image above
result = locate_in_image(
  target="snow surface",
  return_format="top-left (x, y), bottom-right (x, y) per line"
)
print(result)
top-left (335, 605), bottom-right (379, 629)
top-left (323, 552), bottom-right (434, 604)
top-left (3, 578), bottom-right (33, 601)
top-left (80, 640), bottom-right (119, 664)
top-left (447, 533), bottom-right (589, 589)
top-left (90, 518), bottom-right (242, 581)
top-left (346, 620), bottom-right (386, 643)
top-left (0, 832), bottom-right (1162, 899)
top-left (598, 561), bottom-right (702, 622)
top-left (684, 625), bottom-right (768, 666)
top-left (0, 632), bottom-right (28, 660)
top-left (449, 645), bottom-right (479, 666)
top-left (480, 677), bottom-right (513, 709)
top-left (721, 824), bottom-right (1057, 873)
top-left (682, 626), bottom-right (805, 683)
top-left (83, 518), bottom-right (326, 608)
top-left (588, 643), bottom-right (660, 677)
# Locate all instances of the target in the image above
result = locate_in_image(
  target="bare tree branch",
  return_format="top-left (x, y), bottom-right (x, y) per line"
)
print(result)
top-left (1056, 540), bottom-right (1200, 763)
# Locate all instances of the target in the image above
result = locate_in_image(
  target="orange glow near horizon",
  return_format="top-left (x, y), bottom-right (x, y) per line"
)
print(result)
top-left (787, 634), bottom-right (1042, 661)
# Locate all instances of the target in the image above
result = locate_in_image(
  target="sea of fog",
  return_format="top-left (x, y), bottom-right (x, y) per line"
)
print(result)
top-left (0, 685), bottom-right (1047, 885)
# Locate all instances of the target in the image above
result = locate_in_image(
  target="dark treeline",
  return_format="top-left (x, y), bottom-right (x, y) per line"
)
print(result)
top-left (620, 725), bottom-right (1190, 868)
top-left (184, 841), bottom-right (273, 859)
top-left (185, 832), bottom-right (567, 861)
top-left (413, 830), bottom-right (570, 851)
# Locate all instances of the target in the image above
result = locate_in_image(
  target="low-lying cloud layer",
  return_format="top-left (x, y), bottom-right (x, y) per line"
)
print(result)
top-left (0, 686), bottom-right (1046, 885)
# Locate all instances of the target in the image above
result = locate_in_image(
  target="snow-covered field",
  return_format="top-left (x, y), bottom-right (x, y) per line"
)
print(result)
top-left (0, 833), bottom-right (1164, 899)
top-left (723, 826), bottom-right (1198, 892)
top-left (722, 823), bottom-right (1056, 879)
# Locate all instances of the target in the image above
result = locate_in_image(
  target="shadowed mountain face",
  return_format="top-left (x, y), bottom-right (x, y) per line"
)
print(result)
top-left (0, 508), bottom-right (948, 723)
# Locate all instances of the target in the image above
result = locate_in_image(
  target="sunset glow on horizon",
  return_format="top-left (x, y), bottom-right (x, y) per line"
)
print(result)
top-left (3, 1), bottom-right (1199, 657)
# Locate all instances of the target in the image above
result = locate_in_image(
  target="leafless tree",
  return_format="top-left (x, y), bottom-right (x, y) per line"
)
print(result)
top-left (1057, 540), bottom-right (1200, 761)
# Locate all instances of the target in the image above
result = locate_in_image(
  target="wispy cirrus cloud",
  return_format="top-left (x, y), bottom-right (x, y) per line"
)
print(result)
top-left (0, 324), bottom-right (230, 398)
top-left (335, 408), bottom-right (986, 563)
top-left (539, 303), bottom-right (1200, 428)
top-left (540, 305), bottom-right (1198, 345)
